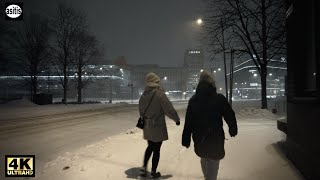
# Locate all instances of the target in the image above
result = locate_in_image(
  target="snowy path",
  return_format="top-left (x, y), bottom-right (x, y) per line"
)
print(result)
top-left (31, 108), bottom-right (303, 180)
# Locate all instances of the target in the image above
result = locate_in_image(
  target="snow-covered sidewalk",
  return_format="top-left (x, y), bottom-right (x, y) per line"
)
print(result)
top-left (35, 109), bottom-right (304, 180)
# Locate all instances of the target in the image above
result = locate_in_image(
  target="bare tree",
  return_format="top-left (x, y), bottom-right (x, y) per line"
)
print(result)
top-left (202, 0), bottom-right (286, 109)
top-left (71, 30), bottom-right (102, 103)
top-left (14, 14), bottom-right (51, 100)
top-left (51, 3), bottom-right (85, 104)
top-left (0, 4), bottom-right (20, 75)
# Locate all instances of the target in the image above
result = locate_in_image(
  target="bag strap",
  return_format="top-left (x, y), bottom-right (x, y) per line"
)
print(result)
top-left (142, 91), bottom-right (157, 117)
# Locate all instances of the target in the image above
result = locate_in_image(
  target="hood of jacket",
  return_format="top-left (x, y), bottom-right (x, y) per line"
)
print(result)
top-left (195, 81), bottom-right (217, 99)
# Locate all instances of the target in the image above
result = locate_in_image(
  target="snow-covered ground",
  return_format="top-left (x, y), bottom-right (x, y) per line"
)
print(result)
top-left (34, 108), bottom-right (303, 180)
top-left (0, 98), bottom-right (299, 180)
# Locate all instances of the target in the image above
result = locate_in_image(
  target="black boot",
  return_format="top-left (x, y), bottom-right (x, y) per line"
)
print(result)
top-left (151, 171), bottom-right (161, 178)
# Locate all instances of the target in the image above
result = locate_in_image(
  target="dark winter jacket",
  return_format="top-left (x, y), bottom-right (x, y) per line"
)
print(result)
top-left (182, 81), bottom-right (237, 160)
top-left (139, 86), bottom-right (180, 142)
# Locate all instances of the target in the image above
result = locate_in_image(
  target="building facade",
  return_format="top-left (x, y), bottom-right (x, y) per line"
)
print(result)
top-left (183, 49), bottom-right (205, 91)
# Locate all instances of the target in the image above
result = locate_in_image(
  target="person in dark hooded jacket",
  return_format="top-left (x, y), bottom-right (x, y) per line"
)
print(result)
top-left (182, 71), bottom-right (237, 180)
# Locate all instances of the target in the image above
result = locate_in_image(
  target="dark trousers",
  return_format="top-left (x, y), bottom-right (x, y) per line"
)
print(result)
top-left (143, 140), bottom-right (163, 172)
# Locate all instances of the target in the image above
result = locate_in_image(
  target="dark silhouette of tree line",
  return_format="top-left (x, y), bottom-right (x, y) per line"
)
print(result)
top-left (201, 0), bottom-right (286, 109)
top-left (1, 3), bottom-right (103, 104)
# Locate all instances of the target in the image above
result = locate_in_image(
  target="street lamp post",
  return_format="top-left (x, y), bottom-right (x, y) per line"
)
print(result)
top-left (225, 48), bottom-right (246, 105)
top-left (229, 49), bottom-right (235, 106)
top-left (221, 18), bottom-right (229, 100)
top-left (110, 76), bottom-right (113, 103)
top-left (128, 83), bottom-right (134, 104)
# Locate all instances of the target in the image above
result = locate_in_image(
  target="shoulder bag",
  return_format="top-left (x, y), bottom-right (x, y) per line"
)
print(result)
top-left (136, 91), bottom-right (156, 129)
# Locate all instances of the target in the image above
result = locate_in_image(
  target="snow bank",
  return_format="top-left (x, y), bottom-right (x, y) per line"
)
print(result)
top-left (236, 108), bottom-right (278, 120)
top-left (5, 98), bottom-right (37, 107)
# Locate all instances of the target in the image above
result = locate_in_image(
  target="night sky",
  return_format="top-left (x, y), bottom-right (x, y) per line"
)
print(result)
top-left (24, 0), bottom-right (206, 67)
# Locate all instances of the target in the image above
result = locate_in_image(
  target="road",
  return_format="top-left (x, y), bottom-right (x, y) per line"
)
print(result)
top-left (0, 103), bottom-right (187, 179)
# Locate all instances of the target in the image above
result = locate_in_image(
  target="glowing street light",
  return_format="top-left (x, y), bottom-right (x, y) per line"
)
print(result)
top-left (269, 73), bottom-right (272, 76)
top-left (200, 69), bottom-right (204, 72)
top-left (218, 68), bottom-right (221, 71)
top-left (197, 18), bottom-right (203, 25)
top-left (214, 70), bottom-right (217, 73)
top-left (254, 73), bottom-right (258, 77)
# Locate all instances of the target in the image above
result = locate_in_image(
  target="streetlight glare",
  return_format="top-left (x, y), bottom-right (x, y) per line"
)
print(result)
top-left (218, 68), bottom-right (221, 71)
top-left (197, 18), bottom-right (203, 25)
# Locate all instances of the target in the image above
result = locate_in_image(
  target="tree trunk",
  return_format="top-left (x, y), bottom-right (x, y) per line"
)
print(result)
top-left (33, 76), bottom-right (37, 96)
top-left (63, 58), bottom-right (68, 105)
top-left (63, 77), bottom-right (67, 104)
top-left (261, 0), bottom-right (268, 109)
top-left (31, 75), bottom-right (37, 102)
top-left (77, 70), bottom-right (82, 104)
top-left (260, 65), bottom-right (268, 109)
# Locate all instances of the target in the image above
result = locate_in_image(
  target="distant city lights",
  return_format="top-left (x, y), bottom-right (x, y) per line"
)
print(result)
top-left (189, 50), bottom-right (200, 54)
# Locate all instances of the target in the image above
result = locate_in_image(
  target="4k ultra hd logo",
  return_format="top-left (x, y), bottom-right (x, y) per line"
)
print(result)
top-left (5, 2), bottom-right (23, 20)
top-left (5, 155), bottom-right (35, 177)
